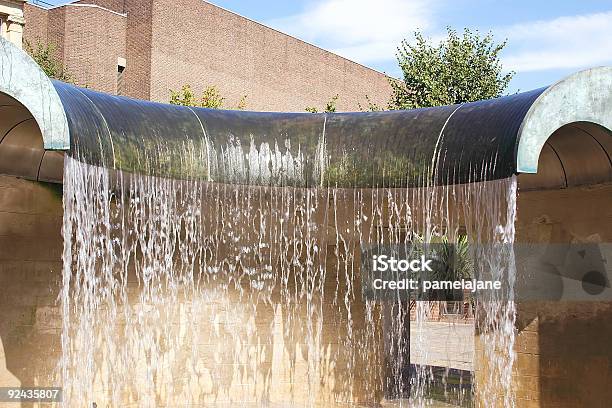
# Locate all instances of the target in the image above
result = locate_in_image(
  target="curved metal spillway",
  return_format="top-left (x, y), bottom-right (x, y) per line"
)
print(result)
top-left (0, 37), bottom-right (611, 187)
top-left (52, 80), bottom-right (546, 187)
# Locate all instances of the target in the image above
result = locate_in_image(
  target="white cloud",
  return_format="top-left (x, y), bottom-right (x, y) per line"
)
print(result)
top-left (267, 2), bottom-right (612, 76)
top-left (267, 0), bottom-right (437, 64)
top-left (499, 11), bottom-right (612, 72)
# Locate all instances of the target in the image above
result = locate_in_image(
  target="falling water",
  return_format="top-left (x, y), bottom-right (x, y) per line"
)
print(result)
top-left (60, 138), bottom-right (517, 407)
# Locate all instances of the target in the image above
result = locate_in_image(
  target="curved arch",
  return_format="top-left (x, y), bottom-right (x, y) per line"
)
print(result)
top-left (516, 67), bottom-right (612, 174)
top-left (0, 37), bottom-right (69, 150)
top-left (518, 122), bottom-right (612, 190)
top-left (0, 96), bottom-right (64, 183)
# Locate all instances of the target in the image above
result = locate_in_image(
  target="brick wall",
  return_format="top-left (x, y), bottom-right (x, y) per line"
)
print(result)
top-left (61, 6), bottom-right (126, 93)
top-left (123, 0), bottom-right (153, 100)
top-left (150, 0), bottom-right (391, 111)
top-left (43, 7), bottom-right (66, 64)
top-left (23, 3), bottom-right (48, 45)
top-left (74, 0), bottom-right (126, 13)
top-left (28, 5), bottom-right (66, 64)
top-left (24, 0), bottom-right (392, 111)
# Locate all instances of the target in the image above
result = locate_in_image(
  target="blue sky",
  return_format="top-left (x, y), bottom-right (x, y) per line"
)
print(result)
top-left (38, 0), bottom-right (612, 93)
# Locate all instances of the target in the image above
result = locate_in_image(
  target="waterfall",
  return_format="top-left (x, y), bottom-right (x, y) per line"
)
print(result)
top-left (60, 152), bottom-right (517, 407)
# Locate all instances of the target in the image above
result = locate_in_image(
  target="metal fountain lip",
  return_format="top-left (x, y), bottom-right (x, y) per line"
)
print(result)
top-left (1, 35), bottom-right (610, 184)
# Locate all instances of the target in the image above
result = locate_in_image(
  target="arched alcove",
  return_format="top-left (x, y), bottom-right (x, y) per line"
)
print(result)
top-left (0, 92), bottom-right (63, 183)
top-left (518, 122), bottom-right (612, 190)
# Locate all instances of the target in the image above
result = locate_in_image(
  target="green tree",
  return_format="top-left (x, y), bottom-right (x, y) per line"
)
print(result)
top-left (236, 95), bottom-right (248, 110)
top-left (170, 84), bottom-right (197, 106)
top-left (357, 95), bottom-right (382, 112)
top-left (200, 85), bottom-right (225, 109)
top-left (170, 84), bottom-right (248, 110)
top-left (24, 39), bottom-right (73, 83)
top-left (389, 28), bottom-right (514, 110)
top-left (170, 84), bottom-right (224, 108)
top-left (306, 94), bottom-right (339, 113)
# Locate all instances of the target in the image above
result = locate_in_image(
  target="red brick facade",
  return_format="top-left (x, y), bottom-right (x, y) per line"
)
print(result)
top-left (25, 2), bottom-right (126, 95)
top-left (24, 0), bottom-right (393, 111)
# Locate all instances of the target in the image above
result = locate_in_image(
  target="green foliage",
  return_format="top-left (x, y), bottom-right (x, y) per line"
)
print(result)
top-left (390, 27), bottom-right (514, 110)
top-left (324, 94), bottom-right (339, 113)
top-left (428, 234), bottom-right (473, 282)
top-left (170, 84), bottom-right (227, 109)
top-left (201, 85), bottom-right (225, 109)
top-left (24, 39), bottom-right (73, 83)
top-left (236, 95), bottom-right (248, 110)
top-left (357, 95), bottom-right (382, 112)
top-left (170, 85), bottom-right (247, 110)
top-left (306, 94), bottom-right (339, 113)
top-left (169, 84), bottom-right (198, 106)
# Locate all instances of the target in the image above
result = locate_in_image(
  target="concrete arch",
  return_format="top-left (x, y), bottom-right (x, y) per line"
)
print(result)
top-left (516, 67), bottom-right (612, 175)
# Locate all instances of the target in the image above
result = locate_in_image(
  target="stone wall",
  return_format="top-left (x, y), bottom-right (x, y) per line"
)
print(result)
top-left (0, 0), bottom-right (25, 49)
top-left (474, 181), bottom-right (612, 407)
top-left (509, 182), bottom-right (612, 408)
top-left (0, 175), bottom-right (63, 393)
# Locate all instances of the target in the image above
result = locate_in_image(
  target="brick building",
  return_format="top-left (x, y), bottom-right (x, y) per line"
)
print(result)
top-left (24, 0), bottom-right (393, 112)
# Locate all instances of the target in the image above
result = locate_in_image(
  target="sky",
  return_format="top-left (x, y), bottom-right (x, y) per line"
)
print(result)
top-left (37, 0), bottom-right (612, 93)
